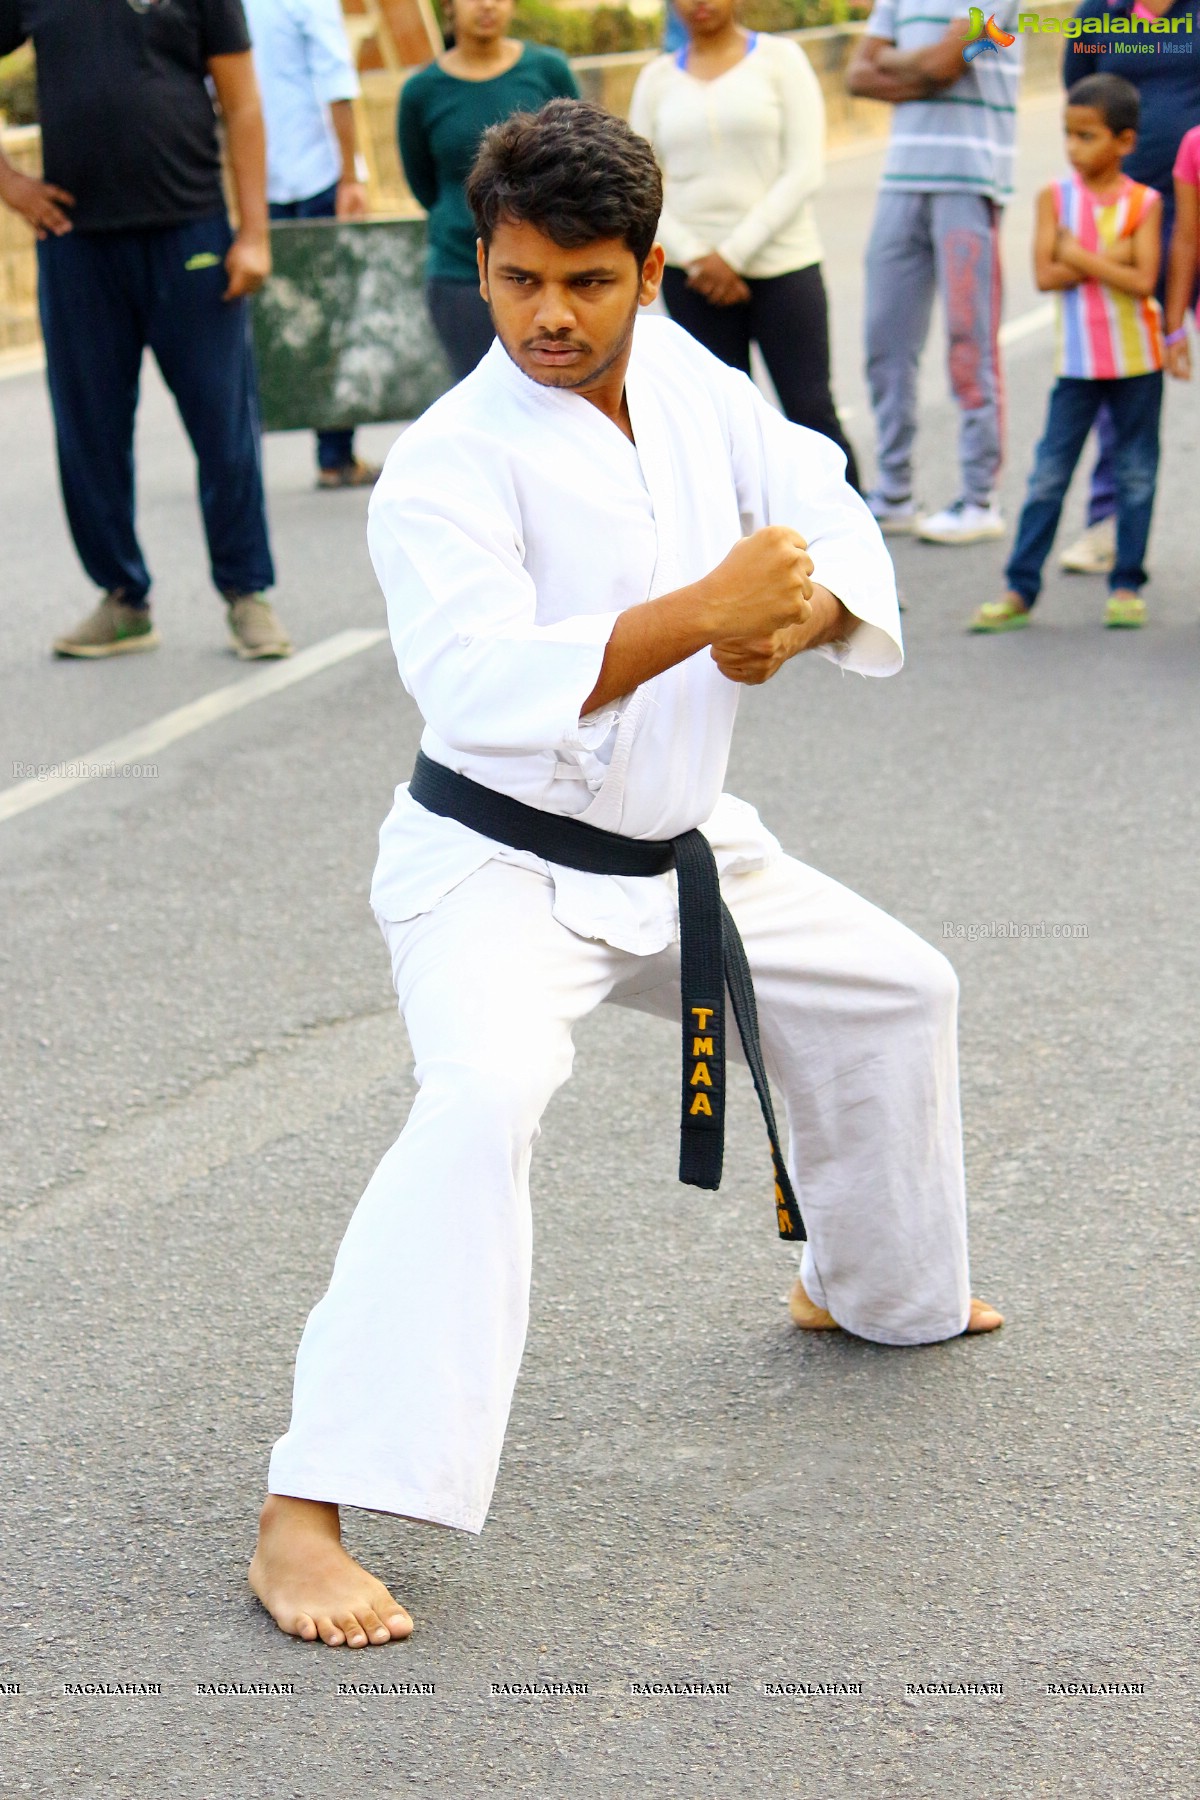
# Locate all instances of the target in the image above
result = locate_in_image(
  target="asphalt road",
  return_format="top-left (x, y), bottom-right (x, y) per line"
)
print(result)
top-left (1, 95), bottom-right (1198, 1798)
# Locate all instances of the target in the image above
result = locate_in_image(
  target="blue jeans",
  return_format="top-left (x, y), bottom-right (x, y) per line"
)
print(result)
top-left (1005, 372), bottom-right (1162, 604)
top-left (38, 214), bottom-right (275, 602)
top-left (269, 181), bottom-right (355, 472)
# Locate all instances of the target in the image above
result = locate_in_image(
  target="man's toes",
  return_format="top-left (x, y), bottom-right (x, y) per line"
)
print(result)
top-left (315, 1616), bottom-right (346, 1647)
top-left (293, 1613), bottom-right (318, 1642)
top-left (356, 1606), bottom-right (394, 1646)
top-left (338, 1612), bottom-right (370, 1648)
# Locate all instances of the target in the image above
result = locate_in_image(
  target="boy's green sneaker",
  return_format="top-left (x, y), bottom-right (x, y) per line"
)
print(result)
top-left (52, 591), bottom-right (159, 658)
top-left (1104, 592), bottom-right (1146, 629)
top-left (968, 596), bottom-right (1031, 634)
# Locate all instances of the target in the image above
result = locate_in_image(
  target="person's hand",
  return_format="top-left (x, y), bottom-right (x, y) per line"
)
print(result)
top-left (1166, 335), bottom-right (1192, 380)
top-left (686, 252), bottom-right (750, 307)
top-left (711, 584), bottom-right (852, 682)
top-left (335, 178), bottom-right (369, 220)
top-left (224, 230), bottom-right (272, 300)
top-left (0, 167), bottom-right (74, 238)
top-left (710, 624), bottom-right (805, 684)
top-left (701, 526), bottom-right (814, 644)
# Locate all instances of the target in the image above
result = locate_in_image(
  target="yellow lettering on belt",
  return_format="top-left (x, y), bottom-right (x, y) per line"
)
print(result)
top-left (690, 1007), bottom-right (714, 1030)
top-left (691, 1036), bottom-right (713, 1057)
top-left (689, 1063), bottom-right (712, 1087)
top-left (689, 1092), bottom-right (713, 1117)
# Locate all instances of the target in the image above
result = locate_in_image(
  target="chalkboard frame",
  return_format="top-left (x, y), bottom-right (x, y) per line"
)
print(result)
top-left (252, 216), bottom-right (454, 433)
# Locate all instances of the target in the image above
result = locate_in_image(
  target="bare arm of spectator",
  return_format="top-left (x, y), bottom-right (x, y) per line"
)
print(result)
top-left (1033, 184), bottom-right (1084, 291)
top-left (845, 22), bottom-right (973, 103)
top-left (1164, 173), bottom-right (1197, 378)
top-left (301, 0), bottom-right (367, 218)
top-left (1057, 196), bottom-right (1160, 299)
top-left (330, 99), bottom-right (368, 217)
top-left (209, 50), bottom-right (272, 299)
top-left (0, 10), bottom-right (74, 235)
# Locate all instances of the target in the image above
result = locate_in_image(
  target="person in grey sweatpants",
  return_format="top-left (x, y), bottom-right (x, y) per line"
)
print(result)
top-left (847, 0), bottom-right (1021, 545)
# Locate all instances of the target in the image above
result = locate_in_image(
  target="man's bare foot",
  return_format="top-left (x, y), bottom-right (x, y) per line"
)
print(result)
top-left (249, 1494), bottom-right (413, 1647)
top-left (788, 1278), bottom-right (1004, 1337)
top-left (963, 1295), bottom-right (1004, 1333)
top-left (787, 1278), bottom-right (838, 1330)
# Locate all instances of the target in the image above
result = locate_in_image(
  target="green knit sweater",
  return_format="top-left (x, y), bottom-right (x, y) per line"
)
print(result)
top-left (398, 45), bottom-right (580, 283)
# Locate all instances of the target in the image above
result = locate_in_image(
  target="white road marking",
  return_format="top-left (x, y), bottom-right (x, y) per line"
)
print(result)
top-left (0, 626), bottom-right (389, 826)
top-left (999, 302), bottom-right (1055, 346)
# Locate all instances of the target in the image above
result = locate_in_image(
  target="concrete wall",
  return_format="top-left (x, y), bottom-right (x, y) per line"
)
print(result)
top-left (0, 11), bottom-right (1074, 363)
top-left (0, 126), bottom-right (39, 356)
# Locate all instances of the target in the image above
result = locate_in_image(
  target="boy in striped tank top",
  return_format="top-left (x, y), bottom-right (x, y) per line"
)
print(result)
top-left (972, 76), bottom-right (1164, 632)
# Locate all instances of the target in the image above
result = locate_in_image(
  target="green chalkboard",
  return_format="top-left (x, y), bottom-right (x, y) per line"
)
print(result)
top-left (252, 217), bottom-right (454, 433)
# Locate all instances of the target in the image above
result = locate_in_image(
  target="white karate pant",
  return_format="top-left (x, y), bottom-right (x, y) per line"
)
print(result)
top-left (268, 855), bottom-right (970, 1533)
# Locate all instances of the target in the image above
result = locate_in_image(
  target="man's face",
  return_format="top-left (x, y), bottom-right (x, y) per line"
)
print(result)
top-left (478, 219), bottom-right (664, 394)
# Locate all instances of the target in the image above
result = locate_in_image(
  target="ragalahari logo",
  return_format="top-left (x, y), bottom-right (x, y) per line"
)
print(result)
top-left (963, 5), bottom-right (1017, 56)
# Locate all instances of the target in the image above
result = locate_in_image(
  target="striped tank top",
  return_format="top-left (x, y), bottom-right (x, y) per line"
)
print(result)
top-left (1054, 176), bottom-right (1164, 379)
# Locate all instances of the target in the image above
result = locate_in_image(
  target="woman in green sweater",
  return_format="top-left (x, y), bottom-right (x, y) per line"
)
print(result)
top-left (399, 0), bottom-right (579, 379)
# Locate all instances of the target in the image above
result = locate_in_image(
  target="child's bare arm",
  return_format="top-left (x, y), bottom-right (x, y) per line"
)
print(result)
top-left (1033, 186), bottom-right (1082, 291)
top-left (1057, 198), bottom-right (1161, 298)
top-left (1165, 175), bottom-right (1198, 334)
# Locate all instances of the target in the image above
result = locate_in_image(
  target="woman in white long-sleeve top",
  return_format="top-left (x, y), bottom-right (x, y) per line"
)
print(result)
top-left (630, 0), bottom-right (860, 487)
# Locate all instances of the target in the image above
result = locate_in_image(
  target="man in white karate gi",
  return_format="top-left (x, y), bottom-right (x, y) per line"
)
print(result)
top-left (250, 99), bottom-right (1002, 1649)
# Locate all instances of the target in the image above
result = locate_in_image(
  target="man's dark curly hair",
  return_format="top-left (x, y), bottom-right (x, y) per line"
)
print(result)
top-left (466, 99), bottom-right (663, 267)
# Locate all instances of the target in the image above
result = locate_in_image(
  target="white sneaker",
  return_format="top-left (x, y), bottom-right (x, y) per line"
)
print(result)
top-left (1059, 517), bottom-right (1116, 574)
top-left (916, 498), bottom-right (1006, 544)
top-left (865, 491), bottom-right (918, 536)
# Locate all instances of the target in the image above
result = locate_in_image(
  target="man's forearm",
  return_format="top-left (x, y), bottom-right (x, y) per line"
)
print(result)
top-left (223, 99), bottom-right (269, 238)
top-left (847, 55), bottom-right (934, 103)
top-left (803, 587), bottom-right (856, 650)
top-left (330, 99), bottom-right (358, 185)
top-left (581, 580), bottom-right (720, 716)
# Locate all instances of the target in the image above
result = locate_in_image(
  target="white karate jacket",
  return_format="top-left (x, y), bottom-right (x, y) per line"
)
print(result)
top-left (367, 316), bottom-right (902, 955)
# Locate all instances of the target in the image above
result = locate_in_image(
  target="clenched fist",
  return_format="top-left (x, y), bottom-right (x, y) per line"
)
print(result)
top-left (702, 526), bottom-right (814, 644)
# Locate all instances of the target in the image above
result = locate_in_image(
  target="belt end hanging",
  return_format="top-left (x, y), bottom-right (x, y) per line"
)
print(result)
top-left (773, 1153), bottom-right (806, 1242)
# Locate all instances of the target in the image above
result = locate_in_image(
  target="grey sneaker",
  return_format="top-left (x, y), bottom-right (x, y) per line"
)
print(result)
top-left (224, 593), bottom-right (293, 660)
top-left (52, 591), bottom-right (159, 659)
top-left (865, 491), bottom-right (918, 536)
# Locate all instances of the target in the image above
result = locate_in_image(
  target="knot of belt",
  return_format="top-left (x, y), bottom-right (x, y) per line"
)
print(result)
top-left (409, 750), bottom-right (805, 1242)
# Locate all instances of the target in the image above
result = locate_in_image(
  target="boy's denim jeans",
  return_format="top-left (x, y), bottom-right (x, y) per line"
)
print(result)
top-left (1005, 372), bottom-right (1162, 603)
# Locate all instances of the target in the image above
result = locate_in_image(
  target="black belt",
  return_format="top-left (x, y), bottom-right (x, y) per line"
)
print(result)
top-left (409, 750), bottom-right (804, 1242)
